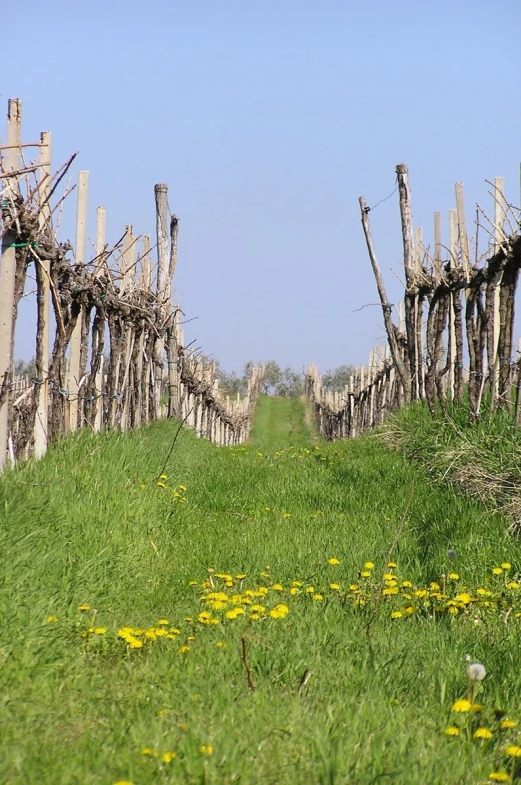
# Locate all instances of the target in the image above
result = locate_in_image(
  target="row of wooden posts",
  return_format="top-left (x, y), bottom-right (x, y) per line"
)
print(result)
top-left (0, 98), bottom-right (264, 472)
top-left (306, 163), bottom-right (521, 439)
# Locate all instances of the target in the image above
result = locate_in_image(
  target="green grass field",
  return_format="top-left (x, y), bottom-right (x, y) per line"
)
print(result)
top-left (2, 396), bottom-right (521, 784)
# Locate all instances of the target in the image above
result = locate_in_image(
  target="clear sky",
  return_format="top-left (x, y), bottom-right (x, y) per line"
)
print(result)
top-left (3, 0), bottom-right (520, 374)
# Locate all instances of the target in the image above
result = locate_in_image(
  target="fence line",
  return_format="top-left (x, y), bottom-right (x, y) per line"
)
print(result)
top-left (306, 163), bottom-right (521, 440)
top-left (0, 99), bottom-right (263, 471)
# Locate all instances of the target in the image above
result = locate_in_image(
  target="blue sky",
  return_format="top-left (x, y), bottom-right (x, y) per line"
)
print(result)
top-left (3, 0), bottom-right (520, 374)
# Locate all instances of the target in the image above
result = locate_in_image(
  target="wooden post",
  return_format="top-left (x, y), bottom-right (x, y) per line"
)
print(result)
top-left (94, 206), bottom-right (106, 276)
top-left (0, 98), bottom-right (22, 471)
top-left (455, 183), bottom-right (471, 282)
top-left (491, 176), bottom-right (505, 407)
top-left (434, 212), bottom-right (442, 284)
top-left (359, 195), bottom-right (411, 401)
top-left (68, 170), bottom-right (89, 431)
top-left (92, 206), bottom-right (106, 433)
top-left (154, 184), bottom-right (170, 419)
top-left (121, 224), bottom-right (135, 293)
top-left (447, 208), bottom-right (458, 400)
top-left (34, 130), bottom-right (52, 458)
top-left (396, 163), bottom-right (418, 400)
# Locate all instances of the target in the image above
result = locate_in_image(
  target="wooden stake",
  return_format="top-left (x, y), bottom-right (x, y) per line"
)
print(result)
top-left (68, 170), bottom-right (89, 431)
top-left (34, 130), bottom-right (52, 458)
top-left (359, 195), bottom-right (410, 400)
top-left (0, 98), bottom-right (22, 471)
top-left (95, 206), bottom-right (106, 277)
top-left (434, 212), bottom-right (442, 284)
top-left (455, 183), bottom-right (471, 281)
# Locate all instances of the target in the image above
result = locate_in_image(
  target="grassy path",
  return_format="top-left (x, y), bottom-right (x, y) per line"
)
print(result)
top-left (247, 395), bottom-right (316, 450)
top-left (0, 398), bottom-right (519, 784)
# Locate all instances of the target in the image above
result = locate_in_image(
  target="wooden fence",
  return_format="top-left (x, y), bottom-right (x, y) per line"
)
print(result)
top-left (0, 99), bottom-right (263, 471)
top-left (306, 163), bottom-right (521, 439)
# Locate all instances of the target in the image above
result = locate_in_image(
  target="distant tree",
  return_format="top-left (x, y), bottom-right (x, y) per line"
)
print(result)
top-left (322, 365), bottom-right (356, 392)
top-left (14, 356), bottom-right (37, 378)
top-left (260, 360), bottom-right (282, 395)
top-left (275, 366), bottom-right (304, 398)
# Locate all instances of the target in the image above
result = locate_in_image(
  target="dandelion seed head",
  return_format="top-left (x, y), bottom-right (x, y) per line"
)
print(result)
top-left (468, 662), bottom-right (487, 681)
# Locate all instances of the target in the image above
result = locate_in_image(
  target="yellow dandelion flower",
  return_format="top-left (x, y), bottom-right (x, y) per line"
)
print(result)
top-left (78, 604), bottom-right (91, 611)
top-left (271, 583), bottom-right (284, 591)
top-left (129, 639), bottom-right (144, 649)
top-left (216, 641), bottom-right (227, 648)
top-left (179, 645), bottom-right (190, 653)
top-left (387, 562), bottom-right (397, 568)
top-left (200, 745), bottom-right (213, 755)
top-left (448, 573), bottom-right (459, 580)
top-left (113, 781), bottom-right (136, 785)
top-left (364, 561), bottom-right (375, 569)
top-left (452, 699), bottom-right (472, 712)
top-left (505, 745), bottom-right (521, 757)
top-left (225, 608), bottom-right (245, 619)
top-left (312, 594), bottom-right (324, 601)
top-left (488, 773), bottom-right (512, 783)
top-left (430, 582), bottom-right (441, 591)
top-left (360, 570), bottom-right (371, 578)
top-left (328, 558), bottom-right (340, 565)
top-left (507, 582), bottom-right (519, 590)
top-left (455, 592), bottom-right (473, 604)
top-left (189, 580), bottom-right (198, 586)
top-left (46, 615), bottom-right (58, 623)
top-left (492, 567), bottom-right (503, 575)
top-left (473, 727), bottom-right (493, 739)
top-left (292, 580), bottom-right (302, 587)
top-left (289, 587), bottom-right (299, 595)
top-left (157, 619), bottom-right (169, 625)
top-left (390, 611), bottom-right (402, 619)
top-left (502, 563), bottom-right (511, 570)
top-left (500, 719), bottom-right (517, 729)
top-left (250, 604), bottom-right (266, 613)
top-left (179, 484), bottom-right (187, 491)
top-left (305, 586), bottom-right (315, 593)
top-left (443, 726), bottom-right (460, 736)
top-left (249, 612), bottom-right (260, 620)
top-left (162, 751), bottom-right (176, 763)
top-left (382, 587), bottom-right (398, 596)
top-left (402, 606), bottom-right (415, 615)
top-left (400, 581), bottom-right (413, 588)
top-left (236, 574), bottom-right (247, 579)
top-left (141, 748), bottom-right (158, 757)
top-left (94, 627), bottom-right (106, 634)
top-left (269, 604), bottom-right (289, 619)
top-left (156, 481), bottom-right (166, 488)
top-left (330, 583), bottom-right (340, 590)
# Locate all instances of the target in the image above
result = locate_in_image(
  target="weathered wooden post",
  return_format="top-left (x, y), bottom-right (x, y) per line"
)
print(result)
top-left (396, 163), bottom-right (418, 400)
top-left (154, 184), bottom-right (170, 421)
top-left (34, 130), bottom-right (52, 457)
top-left (68, 170), bottom-right (89, 431)
top-left (0, 99), bottom-right (22, 471)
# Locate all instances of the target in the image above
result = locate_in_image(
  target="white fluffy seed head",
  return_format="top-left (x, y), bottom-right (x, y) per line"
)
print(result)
top-left (467, 662), bottom-right (486, 681)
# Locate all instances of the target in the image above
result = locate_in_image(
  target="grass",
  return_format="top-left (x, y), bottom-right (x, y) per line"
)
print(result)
top-left (1, 398), bottom-right (521, 784)
top-left (381, 402), bottom-right (521, 529)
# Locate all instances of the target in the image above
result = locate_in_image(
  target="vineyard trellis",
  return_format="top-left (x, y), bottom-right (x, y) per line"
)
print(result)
top-left (0, 98), bottom-right (263, 472)
top-left (306, 163), bottom-right (521, 439)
